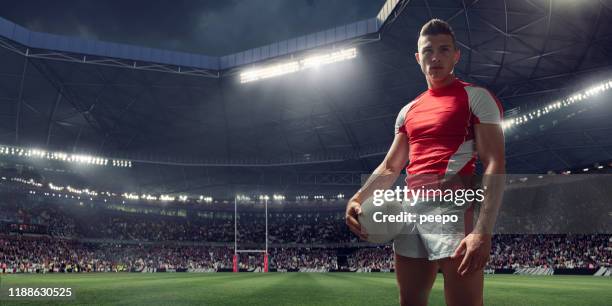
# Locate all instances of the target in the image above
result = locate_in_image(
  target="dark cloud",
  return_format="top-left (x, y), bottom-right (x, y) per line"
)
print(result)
top-left (1, 0), bottom-right (385, 55)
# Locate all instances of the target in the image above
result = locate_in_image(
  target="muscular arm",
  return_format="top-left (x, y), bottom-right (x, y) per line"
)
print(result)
top-left (345, 132), bottom-right (409, 239)
top-left (453, 122), bottom-right (505, 275)
top-left (473, 123), bottom-right (506, 234)
top-left (352, 132), bottom-right (410, 204)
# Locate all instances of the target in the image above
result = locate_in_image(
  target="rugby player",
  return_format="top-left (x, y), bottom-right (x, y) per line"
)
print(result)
top-left (346, 19), bottom-right (505, 306)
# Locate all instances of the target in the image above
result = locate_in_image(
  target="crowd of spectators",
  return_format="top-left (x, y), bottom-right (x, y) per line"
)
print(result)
top-left (488, 234), bottom-right (610, 269)
top-left (1, 234), bottom-right (609, 274)
top-left (1, 192), bottom-right (610, 274)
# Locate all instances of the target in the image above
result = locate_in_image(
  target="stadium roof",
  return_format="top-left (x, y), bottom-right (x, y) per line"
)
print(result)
top-left (1, 0), bottom-right (611, 197)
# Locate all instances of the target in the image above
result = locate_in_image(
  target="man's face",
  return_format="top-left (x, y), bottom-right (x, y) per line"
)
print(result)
top-left (415, 34), bottom-right (460, 82)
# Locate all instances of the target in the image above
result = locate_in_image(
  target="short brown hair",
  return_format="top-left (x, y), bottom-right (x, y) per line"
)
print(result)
top-left (419, 19), bottom-right (457, 49)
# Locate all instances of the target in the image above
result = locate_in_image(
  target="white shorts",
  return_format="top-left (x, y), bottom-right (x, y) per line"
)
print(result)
top-left (393, 199), bottom-right (475, 260)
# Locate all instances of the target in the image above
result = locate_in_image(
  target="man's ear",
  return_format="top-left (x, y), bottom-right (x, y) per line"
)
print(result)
top-left (415, 52), bottom-right (420, 64)
top-left (454, 48), bottom-right (461, 64)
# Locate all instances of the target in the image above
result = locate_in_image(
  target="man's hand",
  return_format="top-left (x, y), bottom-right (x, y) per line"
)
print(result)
top-left (345, 199), bottom-right (368, 241)
top-left (451, 233), bottom-right (492, 276)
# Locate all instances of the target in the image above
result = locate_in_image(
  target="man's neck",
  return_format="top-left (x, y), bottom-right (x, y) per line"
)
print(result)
top-left (427, 74), bottom-right (456, 90)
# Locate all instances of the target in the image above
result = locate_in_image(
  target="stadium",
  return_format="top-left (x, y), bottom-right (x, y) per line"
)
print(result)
top-left (0, 0), bottom-right (611, 305)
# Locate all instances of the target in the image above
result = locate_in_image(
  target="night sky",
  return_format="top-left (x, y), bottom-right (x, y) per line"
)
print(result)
top-left (1, 0), bottom-right (386, 55)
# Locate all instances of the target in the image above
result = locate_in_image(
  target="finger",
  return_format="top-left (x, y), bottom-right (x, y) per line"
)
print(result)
top-left (452, 240), bottom-right (467, 259)
top-left (345, 216), bottom-right (367, 239)
top-left (466, 256), bottom-right (480, 275)
top-left (348, 225), bottom-right (367, 240)
top-left (457, 251), bottom-right (472, 276)
top-left (345, 215), bottom-right (361, 232)
top-left (346, 221), bottom-right (360, 236)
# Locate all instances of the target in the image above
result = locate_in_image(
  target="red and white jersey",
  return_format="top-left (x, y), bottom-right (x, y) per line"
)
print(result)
top-left (395, 78), bottom-right (503, 179)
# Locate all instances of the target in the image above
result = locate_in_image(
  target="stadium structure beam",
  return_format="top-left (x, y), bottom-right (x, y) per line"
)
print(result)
top-left (295, 172), bottom-right (362, 186)
top-left (409, 5), bottom-right (547, 18)
top-left (461, 0), bottom-right (474, 78)
top-left (490, 0), bottom-right (509, 86)
top-left (527, 0), bottom-right (553, 81)
top-left (89, 66), bottom-right (160, 152)
top-left (0, 37), bottom-right (219, 78)
top-left (27, 59), bottom-right (109, 138)
top-left (470, 11), bottom-right (548, 50)
top-left (14, 57), bottom-right (28, 144)
top-left (524, 0), bottom-right (547, 13)
top-left (456, 40), bottom-right (526, 80)
top-left (471, 30), bottom-right (585, 50)
top-left (219, 79), bottom-right (232, 162)
top-left (506, 40), bottom-right (600, 70)
top-left (496, 65), bottom-right (612, 100)
top-left (99, 98), bottom-right (136, 150)
top-left (471, 9), bottom-right (573, 74)
top-left (499, 87), bottom-right (568, 100)
top-left (45, 90), bottom-right (62, 146)
top-left (93, 64), bottom-right (163, 152)
top-left (573, 2), bottom-right (604, 72)
top-left (423, 0), bottom-right (433, 19)
top-left (446, 0), bottom-right (480, 23)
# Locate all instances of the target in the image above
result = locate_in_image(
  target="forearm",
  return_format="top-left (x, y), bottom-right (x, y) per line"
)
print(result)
top-left (350, 163), bottom-right (402, 203)
top-left (474, 161), bottom-right (505, 234)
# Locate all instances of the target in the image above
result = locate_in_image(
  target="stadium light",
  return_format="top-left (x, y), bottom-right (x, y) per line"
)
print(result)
top-left (49, 182), bottom-right (64, 191)
top-left (0, 144), bottom-right (131, 168)
top-left (160, 195), bottom-right (175, 202)
top-left (236, 194), bottom-right (251, 201)
top-left (240, 48), bottom-right (357, 83)
top-left (11, 177), bottom-right (42, 187)
top-left (123, 193), bottom-right (140, 200)
top-left (501, 79), bottom-right (612, 131)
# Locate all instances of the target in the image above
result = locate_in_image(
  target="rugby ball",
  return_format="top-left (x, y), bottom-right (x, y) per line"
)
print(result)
top-left (358, 196), bottom-right (406, 243)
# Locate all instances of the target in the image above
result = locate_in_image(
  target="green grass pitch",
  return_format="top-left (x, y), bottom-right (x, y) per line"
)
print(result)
top-left (1, 273), bottom-right (610, 305)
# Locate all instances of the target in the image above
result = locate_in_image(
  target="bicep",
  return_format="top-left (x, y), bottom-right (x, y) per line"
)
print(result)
top-left (474, 123), bottom-right (505, 166)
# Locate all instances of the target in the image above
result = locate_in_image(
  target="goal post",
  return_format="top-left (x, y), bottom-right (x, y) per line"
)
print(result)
top-left (234, 196), bottom-right (269, 272)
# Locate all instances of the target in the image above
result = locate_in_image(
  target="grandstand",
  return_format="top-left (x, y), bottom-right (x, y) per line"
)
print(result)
top-left (0, 0), bottom-right (611, 305)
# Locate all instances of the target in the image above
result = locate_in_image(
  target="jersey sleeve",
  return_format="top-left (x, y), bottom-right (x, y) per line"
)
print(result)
top-left (465, 86), bottom-right (504, 124)
top-left (394, 104), bottom-right (410, 135)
